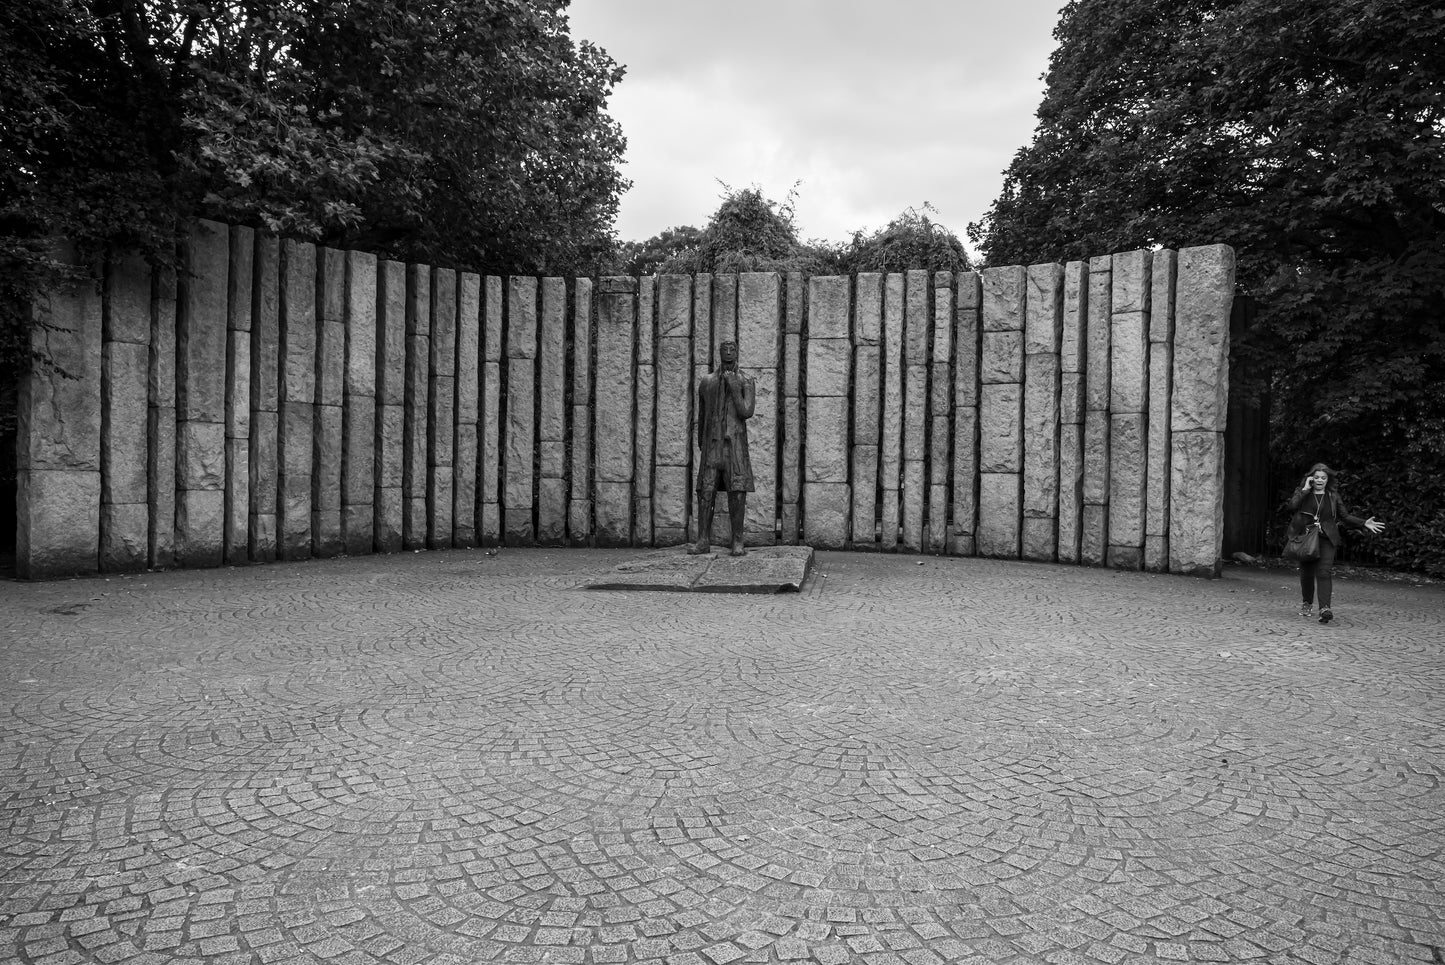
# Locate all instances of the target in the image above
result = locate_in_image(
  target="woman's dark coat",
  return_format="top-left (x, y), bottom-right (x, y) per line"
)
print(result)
top-left (1288, 489), bottom-right (1368, 544)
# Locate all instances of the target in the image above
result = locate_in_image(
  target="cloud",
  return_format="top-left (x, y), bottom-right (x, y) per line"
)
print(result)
top-left (568, 0), bottom-right (1066, 243)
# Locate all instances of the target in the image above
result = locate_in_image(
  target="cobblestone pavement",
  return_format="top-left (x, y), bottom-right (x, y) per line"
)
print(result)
top-left (2, 549), bottom-right (1443, 965)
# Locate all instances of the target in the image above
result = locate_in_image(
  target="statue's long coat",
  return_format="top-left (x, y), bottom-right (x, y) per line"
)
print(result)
top-left (694, 369), bottom-right (755, 492)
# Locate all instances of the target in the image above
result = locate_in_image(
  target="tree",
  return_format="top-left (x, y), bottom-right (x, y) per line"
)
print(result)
top-left (657, 184), bottom-right (839, 275)
top-left (969, 0), bottom-right (1445, 572)
top-left (1, 0), bottom-right (628, 378)
top-left (611, 225), bottom-right (705, 276)
top-left (837, 205), bottom-right (970, 275)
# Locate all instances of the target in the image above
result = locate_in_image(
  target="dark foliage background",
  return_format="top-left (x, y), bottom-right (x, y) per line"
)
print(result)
top-left (968, 0), bottom-right (1445, 576)
top-left (1, 0), bottom-right (629, 377)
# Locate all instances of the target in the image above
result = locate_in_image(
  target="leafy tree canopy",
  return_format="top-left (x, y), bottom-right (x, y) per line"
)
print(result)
top-left (837, 204), bottom-right (971, 275)
top-left (1, 0), bottom-right (628, 376)
top-left (968, 0), bottom-right (1445, 573)
top-left (625, 186), bottom-right (970, 277)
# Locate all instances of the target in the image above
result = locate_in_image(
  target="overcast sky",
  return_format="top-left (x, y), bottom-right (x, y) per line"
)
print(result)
top-left (565, 0), bottom-right (1068, 251)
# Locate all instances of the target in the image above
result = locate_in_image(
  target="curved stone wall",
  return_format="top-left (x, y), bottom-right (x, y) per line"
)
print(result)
top-left (14, 221), bottom-right (1234, 578)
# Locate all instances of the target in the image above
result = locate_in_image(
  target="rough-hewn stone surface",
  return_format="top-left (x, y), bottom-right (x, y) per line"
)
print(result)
top-left (850, 445), bottom-right (879, 548)
top-left (1145, 341), bottom-right (1174, 562)
top-left (1081, 502), bottom-right (1108, 567)
top-left (18, 246), bottom-right (102, 578)
top-left (1172, 245), bottom-right (1235, 433)
top-left (1022, 516), bottom-right (1057, 563)
top-left (1086, 256), bottom-right (1112, 413)
top-left (1150, 249), bottom-right (1178, 343)
top-left (1170, 428), bottom-right (1226, 576)
top-left (1082, 409), bottom-right (1111, 505)
top-left (313, 404), bottom-right (344, 557)
top-left (568, 278), bottom-right (593, 543)
top-left (101, 339), bottom-right (150, 508)
top-left (804, 397), bottom-right (849, 484)
top-left (1022, 353), bottom-right (1060, 520)
top-left (1062, 261), bottom-right (1087, 375)
top-left (1026, 263), bottom-right (1064, 356)
top-left (901, 460), bottom-right (925, 553)
top-left (878, 275), bottom-right (905, 552)
top-left (1111, 249), bottom-right (1151, 315)
top-left (20, 230), bottom-right (1242, 578)
top-left (979, 383), bottom-right (1022, 475)
top-left (1110, 312), bottom-right (1149, 414)
top-left (739, 273), bottom-right (780, 546)
top-left (981, 266), bottom-right (1025, 333)
top-left (980, 330), bottom-right (1024, 385)
top-left (1107, 412), bottom-right (1147, 562)
top-left (19, 471), bottom-right (101, 579)
top-left (977, 472), bottom-right (1021, 559)
top-left (632, 277), bottom-right (656, 548)
top-left (804, 482), bottom-right (850, 550)
top-left (594, 278), bottom-right (636, 546)
top-left (1058, 423), bottom-right (1084, 564)
top-left (100, 501), bottom-right (149, 572)
top-left (174, 223), bottom-right (229, 568)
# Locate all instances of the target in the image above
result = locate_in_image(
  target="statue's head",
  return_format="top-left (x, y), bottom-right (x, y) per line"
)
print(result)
top-left (719, 340), bottom-right (738, 364)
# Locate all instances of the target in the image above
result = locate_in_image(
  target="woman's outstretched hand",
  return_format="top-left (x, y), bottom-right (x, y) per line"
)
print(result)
top-left (1364, 516), bottom-right (1385, 534)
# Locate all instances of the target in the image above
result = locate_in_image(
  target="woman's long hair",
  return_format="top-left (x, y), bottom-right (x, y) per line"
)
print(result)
top-left (1307, 462), bottom-right (1338, 493)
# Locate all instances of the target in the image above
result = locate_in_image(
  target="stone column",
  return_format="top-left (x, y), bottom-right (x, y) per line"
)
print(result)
top-left (1057, 261), bottom-right (1088, 564)
top-left (686, 274), bottom-right (711, 547)
top-left (17, 243), bottom-right (102, 578)
top-left (738, 272), bottom-right (781, 546)
top-left (1170, 244), bottom-right (1235, 577)
top-left (632, 277), bottom-right (656, 546)
top-left (342, 251), bottom-right (378, 555)
top-left (804, 276), bottom-right (851, 549)
top-left (453, 272), bottom-right (481, 547)
top-left (879, 274), bottom-right (905, 551)
top-left (427, 268), bottom-right (457, 549)
top-left (780, 272), bottom-right (805, 544)
top-left (567, 278), bottom-right (593, 542)
top-left (594, 277), bottom-right (635, 545)
top-left (1081, 255), bottom-right (1113, 565)
top-left (1145, 250), bottom-right (1177, 572)
top-left (928, 272), bottom-right (954, 553)
top-left (901, 270), bottom-right (929, 553)
top-left (175, 220), bottom-right (229, 567)
top-left (401, 265), bottom-right (430, 550)
top-left (248, 236), bottom-right (279, 562)
top-left (850, 273), bottom-right (883, 549)
top-left (534, 276), bottom-right (568, 545)
top-left (223, 227), bottom-right (253, 566)
top-left (313, 247), bottom-right (346, 557)
top-left (375, 260), bottom-right (407, 552)
top-left (479, 276), bottom-right (504, 544)
top-left (1022, 262), bottom-right (1063, 562)
top-left (709, 274), bottom-right (738, 544)
top-left (654, 275), bottom-right (692, 546)
top-left (949, 271), bottom-right (981, 556)
top-left (101, 250), bottom-right (152, 571)
top-left (1107, 250), bottom-right (1151, 569)
top-left (504, 276), bottom-right (538, 545)
top-left (149, 264), bottom-right (178, 569)
top-left (977, 265), bottom-right (1026, 559)
top-left (277, 239), bottom-right (316, 560)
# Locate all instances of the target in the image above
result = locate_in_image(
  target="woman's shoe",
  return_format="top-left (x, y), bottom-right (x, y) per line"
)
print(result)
top-left (1298, 603), bottom-right (1313, 618)
top-left (1319, 607), bottom-right (1333, 624)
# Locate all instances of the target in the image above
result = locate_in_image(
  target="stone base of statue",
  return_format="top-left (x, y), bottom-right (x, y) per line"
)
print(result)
top-left (586, 546), bottom-right (813, 595)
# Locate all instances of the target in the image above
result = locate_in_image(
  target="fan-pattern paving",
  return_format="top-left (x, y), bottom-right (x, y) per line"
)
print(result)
top-left (2, 549), bottom-right (1442, 964)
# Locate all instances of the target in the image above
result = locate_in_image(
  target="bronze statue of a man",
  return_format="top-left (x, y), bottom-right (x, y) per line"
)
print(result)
top-left (689, 339), bottom-right (756, 557)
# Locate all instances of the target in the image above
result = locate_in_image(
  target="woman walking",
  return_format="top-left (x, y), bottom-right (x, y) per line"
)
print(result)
top-left (1289, 463), bottom-right (1386, 623)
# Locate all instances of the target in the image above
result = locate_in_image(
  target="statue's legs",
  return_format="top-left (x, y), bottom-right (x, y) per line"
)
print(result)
top-left (688, 491), bottom-right (715, 554)
top-left (728, 492), bottom-right (747, 557)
